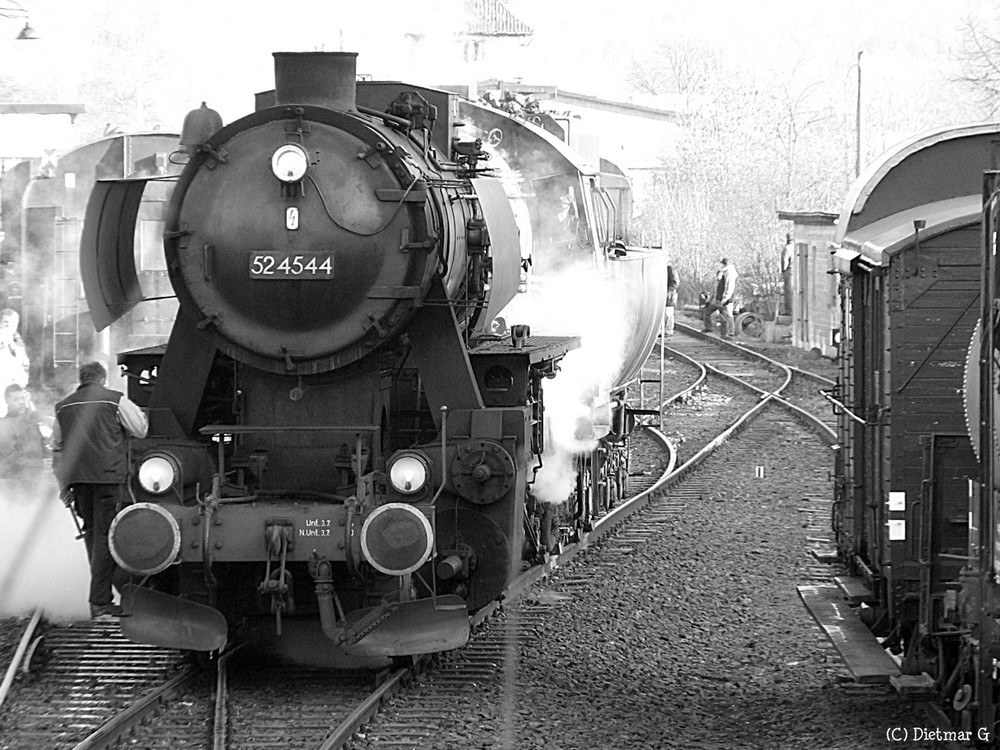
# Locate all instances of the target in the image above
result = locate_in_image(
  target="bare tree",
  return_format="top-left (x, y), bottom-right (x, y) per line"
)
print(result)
top-left (75, 1), bottom-right (172, 139)
top-left (626, 58), bottom-right (667, 97)
top-left (770, 59), bottom-right (834, 205)
top-left (626, 36), bottom-right (717, 112)
top-left (627, 46), bottom-right (810, 305)
top-left (956, 2), bottom-right (1000, 116)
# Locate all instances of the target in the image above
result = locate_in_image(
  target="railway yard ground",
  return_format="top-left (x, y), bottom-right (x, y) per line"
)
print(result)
top-left (355, 337), bottom-right (932, 749)
top-left (0, 326), bottom-right (944, 749)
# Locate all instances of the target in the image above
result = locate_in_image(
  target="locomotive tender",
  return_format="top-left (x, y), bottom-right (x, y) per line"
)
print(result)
top-left (824, 124), bottom-right (1000, 741)
top-left (81, 52), bottom-right (665, 657)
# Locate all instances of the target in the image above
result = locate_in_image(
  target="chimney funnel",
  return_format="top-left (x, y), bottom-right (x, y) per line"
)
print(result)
top-left (273, 51), bottom-right (357, 112)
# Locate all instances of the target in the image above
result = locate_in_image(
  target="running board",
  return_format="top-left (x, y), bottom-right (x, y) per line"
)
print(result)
top-left (797, 584), bottom-right (901, 684)
top-left (833, 575), bottom-right (876, 605)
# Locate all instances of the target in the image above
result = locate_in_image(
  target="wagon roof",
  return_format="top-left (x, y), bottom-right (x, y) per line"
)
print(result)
top-left (835, 123), bottom-right (1000, 243)
top-left (839, 194), bottom-right (980, 266)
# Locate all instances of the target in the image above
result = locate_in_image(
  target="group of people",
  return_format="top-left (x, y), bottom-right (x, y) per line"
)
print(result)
top-left (0, 383), bottom-right (47, 493)
top-left (0, 307), bottom-right (149, 620)
top-left (663, 258), bottom-right (740, 339)
top-left (0, 309), bottom-right (41, 490)
top-left (702, 257), bottom-right (739, 339)
top-left (0, 308), bottom-right (29, 417)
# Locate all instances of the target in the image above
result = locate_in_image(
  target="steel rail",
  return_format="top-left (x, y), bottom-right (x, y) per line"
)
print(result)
top-left (675, 321), bottom-right (835, 388)
top-left (0, 608), bottom-right (42, 710)
top-left (500, 326), bottom-right (804, 609)
top-left (379, 331), bottom-right (824, 746)
top-left (71, 666), bottom-right (199, 750)
top-left (474, 425), bottom-right (676, 625)
top-left (327, 330), bottom-right (838, 748)
top-left (657, 344), bottom-right (708, 407)
top-left (212, 643), bottom-right (246, 750)
top-left (68, 643), bottom-right (241, 750)
top-left (213, 654), bottom-right (229, 750)
top-left (787, 362), bottom-right (836, 387)
top-left (310, 331), bottom-right (839, 749)
top-left (591, 425), bottom-right (677, 533)
top-left (663, 323), bottom-right (793, 400)
top-left (769, 390), bottom-right (838, 444)
top-left (72, 331), bottom-right (835, 750)
top-left (703, 363), bottom-right (837, 445)
top-left (318, 667), bottom-right (411, 750)
top-left (666, 323), bottom-right (835, 444)
top-left (58, 428), bottom-right (679, 750)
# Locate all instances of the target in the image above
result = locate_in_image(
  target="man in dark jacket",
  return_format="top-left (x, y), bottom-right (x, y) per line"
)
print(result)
top-left (702, 258), bottom-right (739, 339)
top-left (0, 383), bottom-right (46, 497)
top-left (52, 361), bottom-right (148, 619)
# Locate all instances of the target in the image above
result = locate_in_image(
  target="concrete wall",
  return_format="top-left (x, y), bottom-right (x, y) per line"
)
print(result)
top-left (790, 220), bottom-right (839, 357)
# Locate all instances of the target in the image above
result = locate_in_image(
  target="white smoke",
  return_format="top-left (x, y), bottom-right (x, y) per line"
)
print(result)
top-left (0, 483), bottom-right (90, 621)
top-left (502, 260), bottom-right (629, 504)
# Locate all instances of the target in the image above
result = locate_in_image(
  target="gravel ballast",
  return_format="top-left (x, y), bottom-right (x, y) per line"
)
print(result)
top-left (360, 411), bottom-right (935, 749)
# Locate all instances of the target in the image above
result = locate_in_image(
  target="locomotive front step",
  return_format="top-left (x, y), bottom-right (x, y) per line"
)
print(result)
top-left (119, 584), bottom-right (228, 652)
top-left (340, 596), bottom-right (470, 657)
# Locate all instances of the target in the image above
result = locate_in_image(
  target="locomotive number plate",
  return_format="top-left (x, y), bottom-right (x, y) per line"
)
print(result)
top-left (249, 252), bottom-right (333, 279)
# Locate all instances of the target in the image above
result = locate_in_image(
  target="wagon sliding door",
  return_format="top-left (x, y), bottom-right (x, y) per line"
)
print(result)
top-left (851, 266), bottom-right (885, 578)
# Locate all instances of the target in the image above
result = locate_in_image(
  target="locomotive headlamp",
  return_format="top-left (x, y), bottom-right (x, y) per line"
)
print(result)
top-left (271, 143), bottom-right (309, 183)
top-left (138, 452), bottom-right (180, 495)
top-left (109, 503), bottom-right (182, 576)
top-left (387, 451), bottom-right (430, 495)
top-left (360, 502), bottom-right (434, 576)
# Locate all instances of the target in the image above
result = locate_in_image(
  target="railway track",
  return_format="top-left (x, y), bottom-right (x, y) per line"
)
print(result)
top-left (222, 661), bottom-right (384, 749)
top-left (654, 325), bottom-right (843, 598)
top-left (660, 323), bottom-right (836, 443)
top-left (349, 328), bottom-right (856, 748)
top-left (2, 330), bottom-right (852, 749)
top-left (0, 621), bottom-right (187, 749)
top-left (0, 433), bottom-right (674, 750)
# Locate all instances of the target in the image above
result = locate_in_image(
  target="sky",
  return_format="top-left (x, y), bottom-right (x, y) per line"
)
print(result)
top-left (3, 0), bottom-right (989, 131)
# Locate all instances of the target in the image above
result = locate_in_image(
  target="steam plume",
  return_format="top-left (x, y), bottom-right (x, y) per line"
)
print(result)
top-left (0, 483), bottom-right (90, 621)
top-left (504, 260), bottom-right (629, 504)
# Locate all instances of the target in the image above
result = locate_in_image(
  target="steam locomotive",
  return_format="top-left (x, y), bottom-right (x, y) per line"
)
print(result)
top-left (825, 124), bottom-right (1000, 742)
top-left (82, 52), bottom-right (666, 658)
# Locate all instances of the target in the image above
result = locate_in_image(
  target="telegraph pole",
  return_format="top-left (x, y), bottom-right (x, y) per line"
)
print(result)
top-left (855, 51), bottom-right (863, 178)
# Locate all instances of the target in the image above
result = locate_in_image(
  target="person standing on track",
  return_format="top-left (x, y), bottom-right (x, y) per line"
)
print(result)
top-left (702, 257), bottom-right (739, 339)
top-left (781, 234), bottom-right (794, 316)
top-left (665, 263), bottom-right (679, 337)
top-left (51, 361), bottom-right (148, 619)
top-left (0, 383), bottom-right (47, 497)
